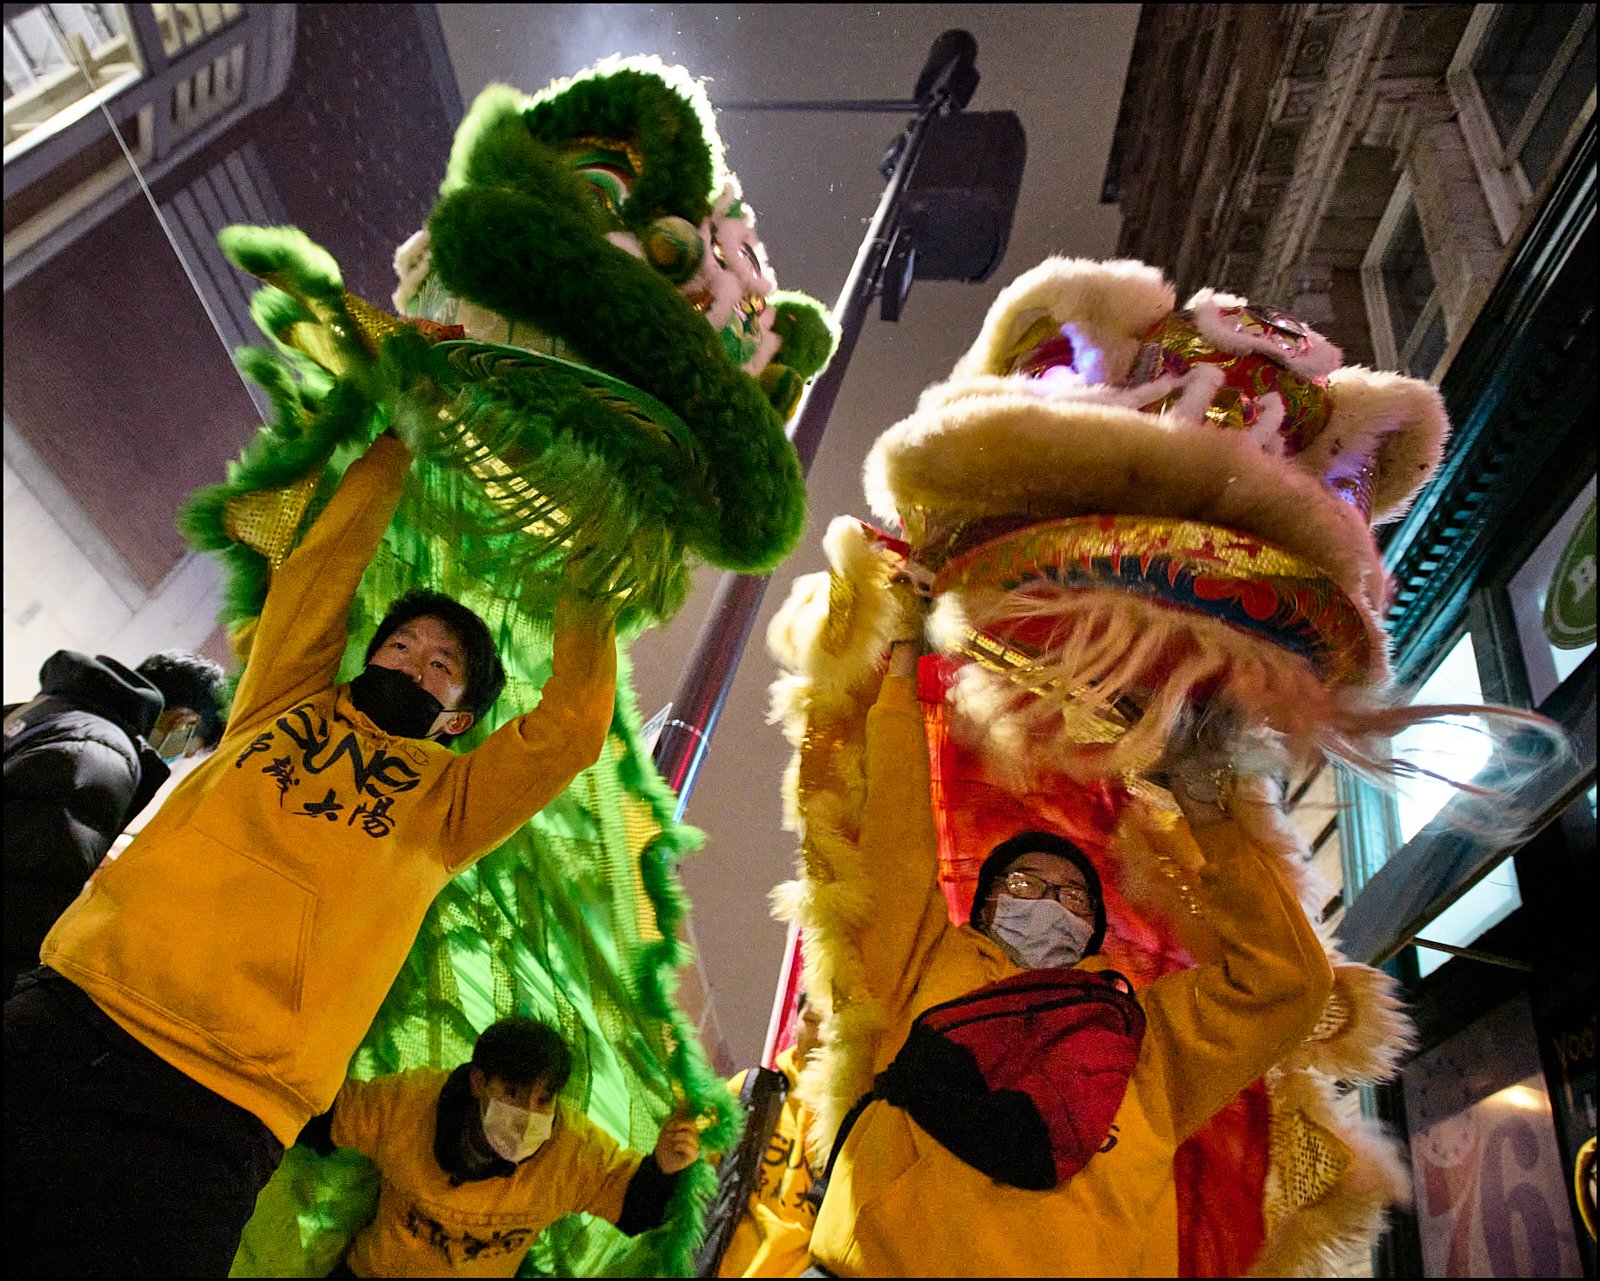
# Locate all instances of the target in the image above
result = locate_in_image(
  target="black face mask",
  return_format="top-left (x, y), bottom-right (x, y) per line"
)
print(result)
top-left (348, 664), bottom-right (449, 739)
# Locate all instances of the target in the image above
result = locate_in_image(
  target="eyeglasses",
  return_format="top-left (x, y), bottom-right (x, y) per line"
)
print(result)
top-left (1002, 870), bottom-right (1095, 917)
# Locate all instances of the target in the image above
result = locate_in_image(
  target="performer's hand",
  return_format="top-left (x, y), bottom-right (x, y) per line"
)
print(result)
top-left (1166, 767), bottom-right (1236, 830)
top-left (887, 564), bottom-right (930, 647)
top-left (888, 638), bottom-right (920, 679)
top-left (653, 1118), bottom-right (701, 1174)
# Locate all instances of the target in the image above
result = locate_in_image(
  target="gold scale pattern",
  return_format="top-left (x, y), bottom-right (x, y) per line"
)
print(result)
top-left (1264, 1103), bottom-right (1355, 1228)
top-left (222, 471), bottom-right (321, 569)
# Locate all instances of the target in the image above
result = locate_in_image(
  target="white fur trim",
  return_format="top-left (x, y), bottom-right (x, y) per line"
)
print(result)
top-left (1314, 367), bottom-right (1451, 522)
top-left (1251, 1069), bottom-right (1412, 1277)
top-left (1250, 391), bottom-right (1288, 456)
top-left (863, 388), bottom-right (1391, 629)
top-left (1187, 287), bottom-right (1343, 378)
top-left (952, 257), bottom-right (1175, 384)
top-left (391, 228), bottom-right (432, 313)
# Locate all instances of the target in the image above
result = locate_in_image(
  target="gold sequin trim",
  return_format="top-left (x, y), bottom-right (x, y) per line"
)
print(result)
top-left (798, 718), bottom-right (850, 818)
top-left (821, 572), bottom-right (857, 656)
top-left (222, 471), bottom-right (320, 569)
top-left (1307, 988), bottom-right (1352, 1043)
top-left (341, 291), bottom-right (408, 355)
top-left (1001, 314), bottom-right (1062, 375)
top-left (957, 626), bottom-right (1136, 747)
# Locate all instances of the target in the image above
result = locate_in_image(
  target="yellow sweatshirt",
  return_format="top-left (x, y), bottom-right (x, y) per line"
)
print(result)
top-left (333, 1068), bottom-right (641, 1278)
top-left (42, 435), bottom-right (617, 1145)
top-left (719, 1047), bottom-right (819, 1278)
top-left (808, 676), bottom-right (1332, 1277)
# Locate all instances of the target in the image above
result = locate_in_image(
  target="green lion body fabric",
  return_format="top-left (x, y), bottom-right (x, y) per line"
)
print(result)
top-left (191, 57), bottom-right (833, 1278)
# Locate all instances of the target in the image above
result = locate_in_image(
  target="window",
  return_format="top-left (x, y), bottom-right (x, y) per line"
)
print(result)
top-left (1362, 179), bottom-right (1448, 379)
top-left (1450, 4), bottom-right (1598, 241)
top-left (1413, 854), bottom-right (1522, 978)
top-left (150, 3), bottom-right (242, 59)
top-left (1391, 632), bottom-right (1495, 844)
top-left (3, 5), bottom-right (145, 162)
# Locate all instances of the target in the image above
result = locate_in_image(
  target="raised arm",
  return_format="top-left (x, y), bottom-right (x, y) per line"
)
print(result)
top-left (435, 596), bottom-right (618, 869)
top-left (853, 641), bottom-right (954, 1020)
top-left (229, 434), bottom-right (412, 727)
top-left (1140, 784), bottom-right (1334, 1144)
top-left (324, 1073), bottom-right (400, 1162)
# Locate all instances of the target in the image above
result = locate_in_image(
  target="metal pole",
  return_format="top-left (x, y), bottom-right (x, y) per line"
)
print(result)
top-left (718, 98), bottom-right (922, 113)
top-left (651, 55), bottom-right (964, 817)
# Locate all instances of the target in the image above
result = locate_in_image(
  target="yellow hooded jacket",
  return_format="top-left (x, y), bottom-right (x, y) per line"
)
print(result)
top-left (332, 1067), bottom-right (643, 1278)
top-left (808, 675), bottom-right (1332, 1277)
top-left (719, 1046), bottom-right (819, 1278)
top-left (42, 435), bottom-right (617, 1145)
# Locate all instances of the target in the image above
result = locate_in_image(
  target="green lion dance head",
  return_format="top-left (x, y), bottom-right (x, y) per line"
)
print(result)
top-left (198, 55), bottom-right (836, 637)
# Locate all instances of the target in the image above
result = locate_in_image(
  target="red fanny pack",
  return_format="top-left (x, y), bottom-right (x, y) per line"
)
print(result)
top-left (860, 967), bottom-right (1146, 1190)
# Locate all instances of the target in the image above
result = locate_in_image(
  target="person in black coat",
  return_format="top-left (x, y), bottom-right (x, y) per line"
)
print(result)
top-left (2, 648), bottom-right (225, 995)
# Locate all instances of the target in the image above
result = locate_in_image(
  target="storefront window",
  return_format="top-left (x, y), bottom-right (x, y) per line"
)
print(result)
top-left (1362, 178), bottom-right (1450, 381)
top-left (1403, 995), bottom-right (1587, 1276)
top-left (1472, 3), bottom-right (1597, 192)
top-left (1378, 198), bottom-right (1445, 380)
top-left (1393, 632), bottom-right (1494, 843)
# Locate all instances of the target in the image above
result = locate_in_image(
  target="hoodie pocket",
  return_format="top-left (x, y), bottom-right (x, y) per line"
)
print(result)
top-left (101, 827), bottom-right (316, 1029)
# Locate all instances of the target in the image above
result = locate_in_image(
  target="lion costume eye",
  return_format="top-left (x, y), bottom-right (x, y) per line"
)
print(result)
top-left (562, 137), bottom-right (643, 220)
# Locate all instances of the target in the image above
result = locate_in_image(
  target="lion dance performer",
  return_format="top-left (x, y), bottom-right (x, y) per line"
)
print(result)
top-left (176, 57), bottom-right (832, 1277)
top-left (767, 256), bottom-right (1559, 1276)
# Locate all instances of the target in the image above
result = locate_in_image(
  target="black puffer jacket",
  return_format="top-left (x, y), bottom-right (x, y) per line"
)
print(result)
top-left (3, 651), bottom-right (170, 994)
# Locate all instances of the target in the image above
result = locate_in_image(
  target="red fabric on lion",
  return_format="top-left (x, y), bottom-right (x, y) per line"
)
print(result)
top-left (918, 655), bottom-right (1268, 1277)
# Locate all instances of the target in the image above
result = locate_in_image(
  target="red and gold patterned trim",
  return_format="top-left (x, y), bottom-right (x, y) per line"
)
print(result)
top-left (934, 516), bottom-right (1375, 687)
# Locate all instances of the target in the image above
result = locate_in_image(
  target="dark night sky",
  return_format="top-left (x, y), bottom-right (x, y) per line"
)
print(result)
top-left (438, 4), bottom-right (1142, 1065)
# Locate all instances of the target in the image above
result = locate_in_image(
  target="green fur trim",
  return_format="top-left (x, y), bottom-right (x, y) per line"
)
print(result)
top-left (445, 61), bottom-right (727, 228)
top-left (522, 59), bottom-right (723, 231)
top-left (605, 648), bottom-right (742, 1274)
top-left (178, 367), bottom-right (380, 636)
top-left (770, 292), bottom-right (839, 380)
top-left (218, 225), bottom-right (344, 303)
top-left (440, 86), bottom-right (620, 242)
top-left (428, 187), bottom-right (806, 572)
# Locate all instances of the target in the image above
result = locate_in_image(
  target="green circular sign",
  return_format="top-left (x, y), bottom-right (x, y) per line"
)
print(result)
top-left (1545, 497), bottom-right (1597, 649)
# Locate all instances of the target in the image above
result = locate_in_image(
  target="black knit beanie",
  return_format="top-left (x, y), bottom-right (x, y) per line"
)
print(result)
top-left (969, 829), bottom-right (1107, 956)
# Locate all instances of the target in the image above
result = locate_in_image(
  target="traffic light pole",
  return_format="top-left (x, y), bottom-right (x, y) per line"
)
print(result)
top-left (651, 33), bottom-right (979, 816)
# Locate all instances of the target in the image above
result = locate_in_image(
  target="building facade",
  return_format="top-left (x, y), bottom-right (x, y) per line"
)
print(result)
top-left (1105, 4), bottom-right (1595, 1275)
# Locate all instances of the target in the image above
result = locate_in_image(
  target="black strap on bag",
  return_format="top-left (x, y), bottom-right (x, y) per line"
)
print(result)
top-left (810, 968), bottom-right (1144, 1202)
top-left (693, 1066), bottom-right (790, 1278)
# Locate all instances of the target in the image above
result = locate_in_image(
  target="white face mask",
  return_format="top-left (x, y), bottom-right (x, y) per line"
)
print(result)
top-left (481, 1096), bottom-right (554, 1163)
top-left (986, 896), bottom-right (1096, 970)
